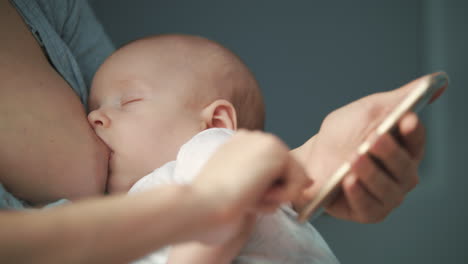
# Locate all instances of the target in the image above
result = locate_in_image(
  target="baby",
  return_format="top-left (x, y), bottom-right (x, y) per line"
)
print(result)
top-left (88, 34), bottom-right (339, 264)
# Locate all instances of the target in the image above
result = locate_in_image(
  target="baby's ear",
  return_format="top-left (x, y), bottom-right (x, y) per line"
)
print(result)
top-left (200, 99), bottom-right (237, 130)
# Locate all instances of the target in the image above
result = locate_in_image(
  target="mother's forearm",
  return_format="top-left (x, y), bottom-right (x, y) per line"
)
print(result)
top-left (0, 185), bottom-right (214, 264)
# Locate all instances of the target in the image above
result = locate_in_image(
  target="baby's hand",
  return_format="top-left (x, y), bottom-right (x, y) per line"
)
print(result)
top-left (168, 214), bottom-right (256, 264)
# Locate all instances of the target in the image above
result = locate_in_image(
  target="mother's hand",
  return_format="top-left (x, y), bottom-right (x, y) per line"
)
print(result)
top-left (294, 73), bottom-right (446, 223)
top-left (192, 130), bottom-right (312, 243)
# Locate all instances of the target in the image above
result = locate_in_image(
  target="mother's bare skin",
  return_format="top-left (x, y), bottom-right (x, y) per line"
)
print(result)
top-left (0, 0), bottom-right (108, 204)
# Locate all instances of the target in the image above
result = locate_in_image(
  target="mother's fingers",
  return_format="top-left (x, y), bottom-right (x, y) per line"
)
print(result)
top-left (398, 112), bottom-right (426, 161)
top-left (200, 130), bottom-right (312, 216)
top-left (368, 133), bottom-right (418, 192)
top-left (351, 154), bottom-right (404, 207)
top-left (340, 175), bottom-right (386, 223)
top-left (262, 153), bottom-right (313, 209)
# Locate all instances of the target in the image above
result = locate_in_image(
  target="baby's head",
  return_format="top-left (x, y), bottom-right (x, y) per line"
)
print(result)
top-left (88, 34), bottom-right (264, 193)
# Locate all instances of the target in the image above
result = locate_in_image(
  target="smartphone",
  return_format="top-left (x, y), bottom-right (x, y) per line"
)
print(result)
top-left (297, 72), bottom-right (449, 223)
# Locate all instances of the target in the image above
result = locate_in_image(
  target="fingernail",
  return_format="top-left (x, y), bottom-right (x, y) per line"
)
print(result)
top-left (433, 72), bottom-right (449, 89)
top-left (428, 72), bottom-right (449, 104)
top-left (345, 174), bottom-right (356, 187)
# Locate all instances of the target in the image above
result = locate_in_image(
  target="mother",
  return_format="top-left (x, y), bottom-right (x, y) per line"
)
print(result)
top-left (0, 0), bottom-right (427, 262)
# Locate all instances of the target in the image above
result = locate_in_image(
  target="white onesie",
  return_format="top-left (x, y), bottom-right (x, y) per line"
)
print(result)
top-left (130, 128), bottom-right (340, 264)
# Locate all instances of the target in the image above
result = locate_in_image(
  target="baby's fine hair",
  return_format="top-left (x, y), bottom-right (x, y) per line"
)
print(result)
top-left (178, 35), bottom-right (266, 130)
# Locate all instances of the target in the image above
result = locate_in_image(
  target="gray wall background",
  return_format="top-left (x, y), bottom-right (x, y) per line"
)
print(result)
top-left (89, 0), bottom-right (468, 263)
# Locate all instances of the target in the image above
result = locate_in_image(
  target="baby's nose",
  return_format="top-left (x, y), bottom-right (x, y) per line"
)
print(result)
top-left (88, 110), bottom-right (111, 129)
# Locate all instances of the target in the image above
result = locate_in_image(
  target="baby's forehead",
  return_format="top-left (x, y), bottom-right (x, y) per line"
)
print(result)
top-left (91, 71), bottom-right (153, 101)
top-left (96, 37), bottom-right (240, 92)
top-left (115, 78), bottom-right (152, 93)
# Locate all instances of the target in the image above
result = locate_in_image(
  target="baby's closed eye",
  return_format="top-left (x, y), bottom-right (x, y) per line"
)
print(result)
top-left (121, 98), bottom-right (143, 106)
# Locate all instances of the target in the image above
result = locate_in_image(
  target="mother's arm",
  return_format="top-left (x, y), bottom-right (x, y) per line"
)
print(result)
top-left (0, 131), bottom-right (310, 263)
top-left (0, 186), bottom-right (206, 263)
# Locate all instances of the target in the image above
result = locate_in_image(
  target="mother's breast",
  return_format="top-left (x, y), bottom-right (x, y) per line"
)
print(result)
top-left (0, 0), bottom-right (109, 205)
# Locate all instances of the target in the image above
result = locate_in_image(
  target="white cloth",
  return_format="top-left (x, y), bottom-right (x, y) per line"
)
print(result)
top-left (130, 128), bottom-right (339, 264)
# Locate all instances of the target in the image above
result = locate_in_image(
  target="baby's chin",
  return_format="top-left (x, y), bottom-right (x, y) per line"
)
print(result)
top-left (105, 167), bottom-right (140, 195)
top-left (105, 154), bottom-right (160, 194)
top-left (106, 175), bottom-right (132, 194)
